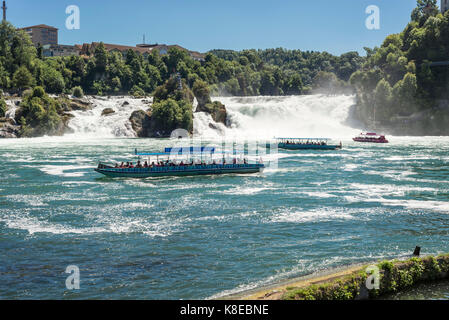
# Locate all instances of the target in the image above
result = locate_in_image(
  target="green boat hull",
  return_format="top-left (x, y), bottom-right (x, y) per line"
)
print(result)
top-left (95, 163), bottom-right (264, 178)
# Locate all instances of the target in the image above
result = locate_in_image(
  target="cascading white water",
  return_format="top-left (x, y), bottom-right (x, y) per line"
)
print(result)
top-left (65, 94), bottom-right (358, 139)
top-left (193, 94), bottom-right (360, 139)
top-left (4, 99), bottom-right (20, 121)
top-left (67, 96), bottom-right (151, 138)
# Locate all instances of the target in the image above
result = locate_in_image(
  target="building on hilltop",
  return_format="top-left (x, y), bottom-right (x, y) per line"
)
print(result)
top-left (18, 24), bottom-right (81, 57)
top-left (42, 44), bottom-right (81, 57)
top-left (79, 42), bottom-right (205, 61)
top-left (19, 24), bottom-right (58, 46)
top-left (442, 0), bottom-right (449, 13)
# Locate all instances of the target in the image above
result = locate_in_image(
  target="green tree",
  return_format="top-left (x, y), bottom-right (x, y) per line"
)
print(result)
top-left (151, 98), bottom-right (193, 133)
top-left (94, 42), bottom-right (108, 71)
top-left (0, 97), bottom-right (6, 117)
top-left (72, 86), bottom-right (84, 98)
top-left (41, 65), bottom-right (65, 93)
top-left (12, 66), bottom-right (33, 90)
top-left (373, 79), bottom-right (393, 120)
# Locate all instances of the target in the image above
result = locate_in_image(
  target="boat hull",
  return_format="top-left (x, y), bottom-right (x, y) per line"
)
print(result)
top-left (352, 138), bottom-right (389, 143)
top-left (95, 163), bottom-right (264, 178)
top-left (278, 143), bottom-right (341, 150)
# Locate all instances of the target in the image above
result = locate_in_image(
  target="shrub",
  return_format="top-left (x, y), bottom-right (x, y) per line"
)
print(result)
top-left (15, 86), bottom-right (62, 137)
top-left (0, 98), bottom-right (6, 117)
top-left (130, 85), bottom-right (145, 98)
top-left (72, 86), bottom-right (84, 98)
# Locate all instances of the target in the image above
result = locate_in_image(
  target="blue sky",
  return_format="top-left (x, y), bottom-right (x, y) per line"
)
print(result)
top-left (7, 0), bottom-right (425, 55)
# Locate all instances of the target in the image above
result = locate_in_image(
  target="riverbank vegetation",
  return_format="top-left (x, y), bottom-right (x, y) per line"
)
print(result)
top-left (281, 254), bottom-right (449, 300)
top-left (350, 0), bottom-right (449, 135)
top-left (0, 20), bottom-right (363, 98)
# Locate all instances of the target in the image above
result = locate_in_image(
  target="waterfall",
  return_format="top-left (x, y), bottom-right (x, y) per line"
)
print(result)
top-left (65, 94), bottom-right (359, 139)
top-left (193, 94), bottom-right (359, 139)
top-left (4, 99), bottom-right (20, 122)
top-left (67, 96), bottom-right (150, 138)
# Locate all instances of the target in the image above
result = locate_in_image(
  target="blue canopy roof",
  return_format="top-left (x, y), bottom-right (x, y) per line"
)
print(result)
top-left (134, 148), bottom-right (244, 156)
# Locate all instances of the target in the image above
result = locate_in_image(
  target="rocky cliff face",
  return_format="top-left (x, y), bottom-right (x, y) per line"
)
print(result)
top-left (129, 109), bottom-right (169, 137)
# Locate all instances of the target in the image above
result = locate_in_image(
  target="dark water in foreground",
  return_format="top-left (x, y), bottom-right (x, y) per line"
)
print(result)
top-left (1, 136), bottom-right (449, 299)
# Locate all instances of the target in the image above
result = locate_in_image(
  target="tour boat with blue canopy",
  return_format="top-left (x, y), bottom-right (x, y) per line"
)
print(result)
top-left (94, 146), bottom-right (265, 178)
top-left (277, 138), bottom-right (342, 150)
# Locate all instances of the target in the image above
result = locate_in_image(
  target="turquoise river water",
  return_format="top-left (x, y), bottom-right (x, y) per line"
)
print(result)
top-left (1, 135), bottom-right (448, 299)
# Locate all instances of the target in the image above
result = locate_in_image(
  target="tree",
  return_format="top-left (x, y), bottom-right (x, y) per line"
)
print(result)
top-left (72, 86), bottom-right (84, 98)
top-left (12, 66), bottom-right (33, 90)
top-left (41, 65), bottom-right (65, 93)
top-left (373, 79), bottom-right (393, 120)
top-left (0, 97), bottom-right (6, 117)
top-left (192, 80), bottom-right (211, 106)
top-left (151, 98), bottom-right (193, 133)
top-left (94, 42), bottom-right (108, 71)
top-left (37, 43), bottom-right (43, 59)
top-left (313, 71), bottom-right (338, 92)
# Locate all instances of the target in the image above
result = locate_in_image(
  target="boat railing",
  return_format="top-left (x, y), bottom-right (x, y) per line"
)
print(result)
top-left (100, 163), bottom-right (263, 173)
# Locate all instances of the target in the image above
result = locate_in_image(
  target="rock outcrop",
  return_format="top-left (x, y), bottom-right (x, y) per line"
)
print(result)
top-left (192, 80), bottom-right (228, 126)
top-left (101, 108), bottom-right (115, 116)
top-left (129, 109), bottom-right (159, 137)
top-left (196, 101), bottom-right (227, 125)
top-left (56, 96), bottom-right (92, 112)
top-left (0, 118), bottom-right (20, 138)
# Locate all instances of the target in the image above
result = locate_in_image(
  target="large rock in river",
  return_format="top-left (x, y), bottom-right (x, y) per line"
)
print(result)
top-left (101, 108), bottom-right (115, 116)
top-left (196, 101), bottom-right (227, 125)
top-left (129, 109), bottom-right (177, 138)
top-left (192, 80), bottom-right (228, 126)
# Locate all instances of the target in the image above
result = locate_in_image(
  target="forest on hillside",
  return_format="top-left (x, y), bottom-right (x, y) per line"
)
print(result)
top-left (350, 0), bottom-right (449, 134)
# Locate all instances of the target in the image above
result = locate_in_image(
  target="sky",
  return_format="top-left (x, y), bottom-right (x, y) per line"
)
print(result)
top-left (6, 0), bottom-right (430, 55)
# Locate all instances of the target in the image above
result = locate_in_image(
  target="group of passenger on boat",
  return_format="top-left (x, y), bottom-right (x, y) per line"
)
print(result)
top-left (285, 140), bottom-right (328, 146)
top-left (113, 158), bottom-right (249, 169)
top-left (95, 147), bottom-right (263, 178)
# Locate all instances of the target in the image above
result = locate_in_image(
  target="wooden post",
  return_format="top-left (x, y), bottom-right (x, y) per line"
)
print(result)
top-left (413, 246), bottom-right (421, 256)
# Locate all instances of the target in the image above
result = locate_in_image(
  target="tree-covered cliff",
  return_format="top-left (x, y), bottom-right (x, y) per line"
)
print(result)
top-left (350, 0), bottom-right (449, 135)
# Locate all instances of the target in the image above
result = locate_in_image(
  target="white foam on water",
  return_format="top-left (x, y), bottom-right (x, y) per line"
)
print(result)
top-left (39, 164), bottom-right (93, 177)
top-left (5, 194), bottom-right (48, 207)
top-left (298, 191), bottom-right (337, 199)
top-left (221, 186), bottom-right (273, 195)
top-left (348, 183), bottom-right (437, 197)
top-left (268, 208), bottom-right (357, 224)
top-left (0, 211), bottom-right (182, 238)
top-left (367, 198), bottom-right (449, 213)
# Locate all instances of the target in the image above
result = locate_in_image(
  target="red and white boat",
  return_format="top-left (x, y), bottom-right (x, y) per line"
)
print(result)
top-left (353, 132), bottom-right (389, 143)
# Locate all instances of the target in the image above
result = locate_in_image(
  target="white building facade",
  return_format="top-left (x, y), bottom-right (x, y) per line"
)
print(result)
top-left (442, 0), bottom-right (449, 13)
